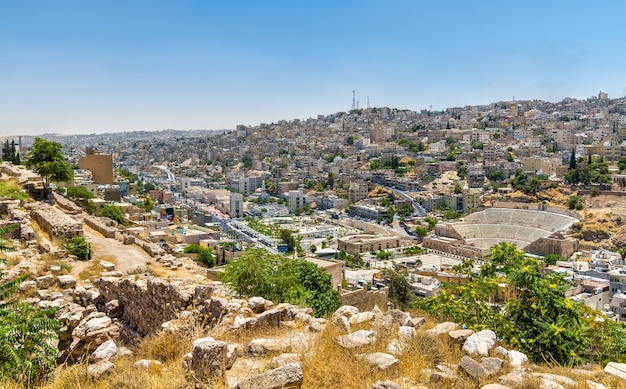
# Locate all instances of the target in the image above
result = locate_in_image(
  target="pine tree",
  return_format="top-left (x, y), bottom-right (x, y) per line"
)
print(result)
top-left (569, 149), bottom-right (577, 170)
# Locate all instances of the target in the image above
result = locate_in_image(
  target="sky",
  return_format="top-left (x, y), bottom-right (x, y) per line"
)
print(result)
top-left (1, 1), bottom-right (625, 136)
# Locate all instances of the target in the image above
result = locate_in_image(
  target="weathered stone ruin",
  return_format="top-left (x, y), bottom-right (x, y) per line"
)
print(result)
top-left (25, 202), bottom-right (82, 239)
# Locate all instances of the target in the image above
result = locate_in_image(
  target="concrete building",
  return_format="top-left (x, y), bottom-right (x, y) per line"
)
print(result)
top-left (79, 148), bottom-right (114, 185)
top-left (287, 190), bottom-right (304, 214)
top-left (229, 193), bottom-right (244, 218)
top-left (337, 233), bottom-right (410, 255)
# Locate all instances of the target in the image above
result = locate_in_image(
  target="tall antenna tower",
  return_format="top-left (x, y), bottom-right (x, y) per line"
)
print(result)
top-left (367, 96), bottom-right (370, 109)
top-left (351, 90), bottom-right (356, 111)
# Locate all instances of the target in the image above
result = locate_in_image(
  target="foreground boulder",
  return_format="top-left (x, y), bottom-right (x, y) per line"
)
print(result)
top-left (183, 337), bottom-right (228, 384)
top-left (235, 362), bottom-right (303, 389)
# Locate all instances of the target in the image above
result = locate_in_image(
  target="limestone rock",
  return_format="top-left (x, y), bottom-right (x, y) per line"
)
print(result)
top-left (498, 372), bottom-right (525, 386)
top-left (247, 338), bottom-right (287, 356)
top-left (90, 340), bottom-right (118, 363)
top-left (586, 380), bottom-right (608, 389)
top-left (425, 321), bottom-right (458, 336)
top-left (333, 305), bottom-right (359, 319)
top-left (350, 311), bottom-right (375, 325)
top-left (480, 385), bottom-right (513, 389)
top-left (57, 274), bottom-right (77, 289)
top-left (272, 353), bottom-right (301, 366)
top-left (18, 280), bottom-right (36, 292)
top-left (183, 337), bottom-right (228, 384)
top-left (531, 373), bottom-right (575, 387)
top-left (507, 350), bottom-right (528, 367)
top-left (226, 343), bottom-right (244, 369)
top-left (133, 359), bottom-right (162, 369)
top-left (332, 315), bottom-right (351, 333)
top-left (382, 309), bottom-right (415, 327)
top-left (364, 352), bottom-right (400, 371)
top-left (536, 378), bottom-right (564, 389)
top-left (462, 329), bottom-right (496, 356)
top-left (88, 360), bottom-right (115, 378)
top-left (458, 355), bottom-right (488, 380)
top-left (36, 274), bottom-right (55, 289)
top-left (480, 357), bottom-right (503, 376)
top-left (494, 346), bottom-right (508, 357)
top-left (398, 325), bottom-right (416, 340)
top-left (105, 299), bottom-right (122, 318)
top-left (605, 362), bottom-right (626, 380)
top-left (336, 330), bottom-right (376, 349)
top-left (448, 329), bottom-right (474, 344)
top-left (248, 296), bottom-right (267, 313)
top-left (100, 260), bottom-right (115, 271)
top-left (235, 362), bottom-right (303, 389)
top-left (371, 380), bottom-right (402, 389)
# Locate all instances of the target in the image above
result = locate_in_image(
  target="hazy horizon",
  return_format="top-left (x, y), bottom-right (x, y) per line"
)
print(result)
top-left (2, 1), bottom-right (625, 136)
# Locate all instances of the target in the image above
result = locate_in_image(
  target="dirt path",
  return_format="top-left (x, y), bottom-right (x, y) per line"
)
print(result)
top-left (70, 224), bottom-right (153, 277)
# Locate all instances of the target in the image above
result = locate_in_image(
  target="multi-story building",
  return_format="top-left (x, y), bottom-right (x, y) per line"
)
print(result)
top-left (79, 148), bottom-right (114, 185)
top-left (287, 190), bottom-right (304, 214)
top-left (229, 193), bottom-right (244, 218)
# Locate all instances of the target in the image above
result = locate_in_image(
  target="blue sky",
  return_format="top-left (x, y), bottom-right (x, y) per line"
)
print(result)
top-left (1, 1), bottom-right (625, 136)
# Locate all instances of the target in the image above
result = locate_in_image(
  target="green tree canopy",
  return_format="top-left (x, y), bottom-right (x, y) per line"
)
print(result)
top-left (221, 248), bottom-right (341, 317)
top-left (415, 242), bottom-right (626, 365)
top-left (24, 138), bottom-right (73, 193)
top-left (100, 204), bottom-right (124, 224)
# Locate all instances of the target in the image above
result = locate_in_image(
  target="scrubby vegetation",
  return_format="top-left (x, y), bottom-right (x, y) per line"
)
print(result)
top-left (221, 248), bottom-right (341, 317)
top-left (63, 236), bottom-right (91, 261)
top-left (416, 242), bottom-right (626, 365)
top-left (183, 243), bottom-right (215, 267)
top-left (0, 258), bottom-right (61, 385)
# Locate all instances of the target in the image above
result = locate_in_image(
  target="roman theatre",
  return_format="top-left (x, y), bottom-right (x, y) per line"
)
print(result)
top-left (423, 206), bottom-right (579, 259)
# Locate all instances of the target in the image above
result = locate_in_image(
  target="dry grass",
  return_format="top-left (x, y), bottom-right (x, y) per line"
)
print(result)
top-left (6, 310), bottom-right (626, 389)
top-left (78, 261), bottom-right (105, 281)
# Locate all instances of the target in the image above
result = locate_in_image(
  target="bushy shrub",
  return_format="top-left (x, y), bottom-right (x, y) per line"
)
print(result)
top-left (183, 244), bottom-right (215, 267)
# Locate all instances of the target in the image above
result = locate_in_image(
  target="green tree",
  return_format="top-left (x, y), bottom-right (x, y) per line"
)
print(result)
top-left (567, 195), bottom-right (584, 210)
top-left (183, 244), bottom-right (215, 267)
top-left (279, 228), bottom-right (301, 255)
top-left (100, 204), bottom-right (124, 224)
top-left (66, 186), bottom-right (96, 214)
top-left (63, 236), bottom-right (91, 261)
top-left (382, 265), bottom-right (414, 310)
top-left (24, 138), bottom-right (73, 194)
top-left (222, 249), bottom-right (340, 317)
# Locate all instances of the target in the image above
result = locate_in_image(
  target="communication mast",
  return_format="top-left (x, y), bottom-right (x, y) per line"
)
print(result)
top-left (351, 90), bottom-right (356, 111)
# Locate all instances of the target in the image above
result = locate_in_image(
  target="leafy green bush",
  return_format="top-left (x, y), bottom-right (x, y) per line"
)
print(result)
top-left (222, 248), bottom-right (341, 317)
top-left (415, 242), bottom-right (626, 365)
top-left (0, 258), bottom-right (61, 384)
top-left (100, 204), bottom-right (124, 224)
top-left (183, 244), bottom-right (215, 267)
top-left (63, 236), bottom-right (91, 261)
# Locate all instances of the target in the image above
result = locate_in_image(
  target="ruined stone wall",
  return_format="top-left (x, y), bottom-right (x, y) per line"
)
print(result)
top-left (96, 277), bottom-right (216, 336)
top-left (524, 236), bottom-right (578, 258)
top-left (422, 236), bottom-right (485, 259)
top-left (26, 203), bottom-right (82, 239)
top-left (340, 288), bottom-right (388, 312)
top-left (0, 163), bottom-right (22, 177)
top-left (134, 237), bottom-right (165, 257)
top-left (434, 223), bottom-right (465, 240)
top-left (0, 200), bottom-right (34, 241)
top-left (84, 215), bottom-right (117, 238)
top-left (53, 192), bottom-right (83, 215)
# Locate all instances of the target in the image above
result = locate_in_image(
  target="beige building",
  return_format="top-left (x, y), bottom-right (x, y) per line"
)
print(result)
top-left (79, 148), bottom-right (114, 185)
top-left (337, 233), bottom-right (410, 255)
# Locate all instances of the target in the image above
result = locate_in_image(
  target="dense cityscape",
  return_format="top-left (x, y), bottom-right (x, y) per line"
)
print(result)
top-left (5, 91), bottom-right (626, 387)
